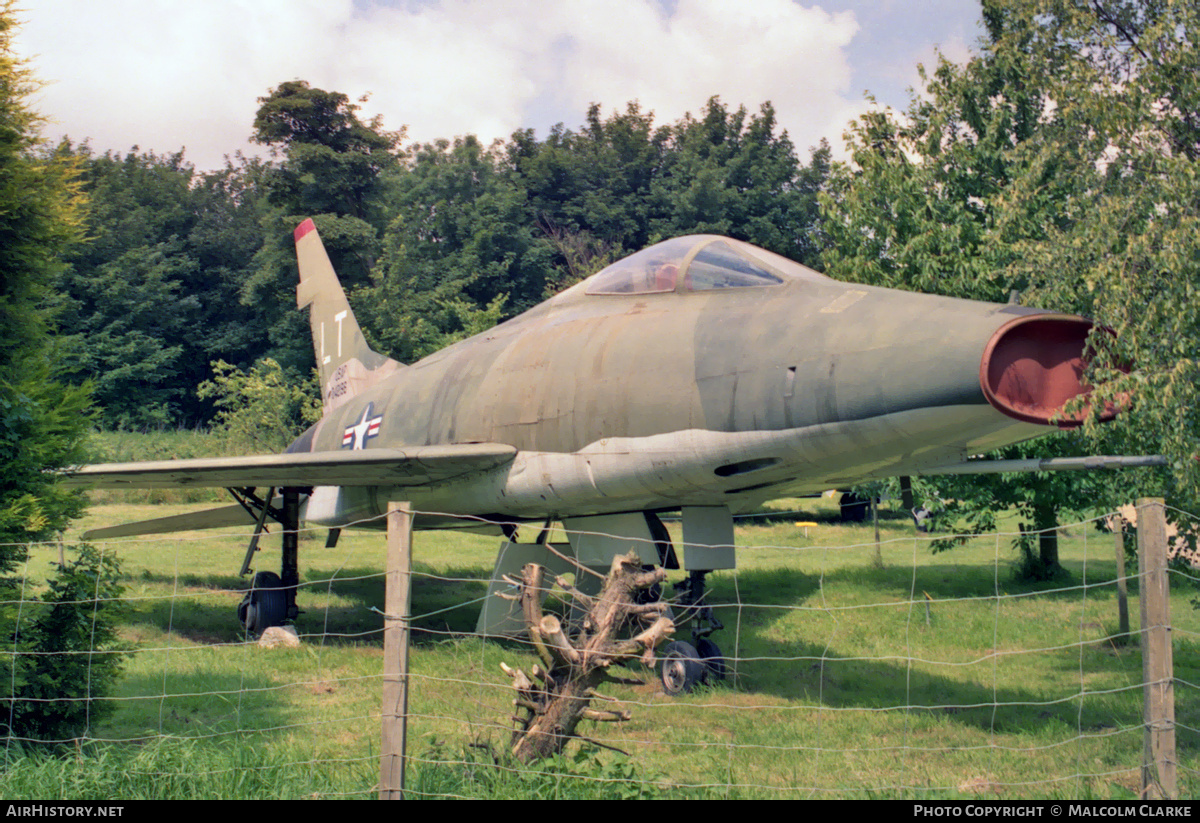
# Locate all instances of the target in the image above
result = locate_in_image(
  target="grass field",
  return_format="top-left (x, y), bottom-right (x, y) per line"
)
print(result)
top-left (3, 493), bottom-right (1197, 800)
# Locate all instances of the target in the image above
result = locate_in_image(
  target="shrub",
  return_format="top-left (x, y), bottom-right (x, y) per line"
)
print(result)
top-left (3, 545), bottom-right (126, 747)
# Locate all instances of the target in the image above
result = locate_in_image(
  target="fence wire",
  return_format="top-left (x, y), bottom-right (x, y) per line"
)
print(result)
top-left (1, 503), bottom-right (1195, 799)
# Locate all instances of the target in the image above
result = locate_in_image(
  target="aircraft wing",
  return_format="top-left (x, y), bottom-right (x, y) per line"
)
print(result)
top-left (61, 444), bottom-right (518, 490)
top-left (915, 455), bottom-right (1166, 476)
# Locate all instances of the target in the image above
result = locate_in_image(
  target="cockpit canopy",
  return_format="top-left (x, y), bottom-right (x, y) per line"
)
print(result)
top-left (585, 235), bottom-right (828, 296)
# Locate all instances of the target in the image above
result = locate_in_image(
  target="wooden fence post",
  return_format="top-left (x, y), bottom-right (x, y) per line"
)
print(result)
top-left (380, 501), bottom-right (413, 800)
top-left (1137, 497), bottom-right (1176, 800)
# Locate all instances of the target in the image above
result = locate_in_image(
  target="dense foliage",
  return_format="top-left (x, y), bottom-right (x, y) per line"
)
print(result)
top-left (52, 147), bottom-right (268, 426)
top-left (0, 4), bottom-right (91, 566)
top-left (50, 86), bottom-right (829, 404)
top-left (0, 3), bottom-right (127, 748)
top-left (197, 358), bottom-right (321, 455)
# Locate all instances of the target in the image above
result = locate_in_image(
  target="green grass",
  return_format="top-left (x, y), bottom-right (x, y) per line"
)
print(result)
top-left (0, 736), bottom-right (375, 800)
top-left (3, 493), bottom-right (1195, 799)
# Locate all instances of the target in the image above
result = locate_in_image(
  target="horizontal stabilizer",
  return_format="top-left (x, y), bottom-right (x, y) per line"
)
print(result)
top-left (81, 502), bottom-right (509, 540)
top-left (82, 504), bottom-right (258, 540)
top-left (62, 443), bottom-right (518, 490)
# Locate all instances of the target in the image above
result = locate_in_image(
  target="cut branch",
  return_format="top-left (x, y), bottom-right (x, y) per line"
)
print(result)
top-left (500, 550), bottom-right (674, 762)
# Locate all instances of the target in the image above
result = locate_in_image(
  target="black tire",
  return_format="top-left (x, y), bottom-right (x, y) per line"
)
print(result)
top-left (839, 492), bottom-right (869, 523)
top-left (659, 640), bottom-right (705, 695)
top-left (695, 637), bottom-right (726, 681)
top-left (242, 571), bottom-right (288, 634)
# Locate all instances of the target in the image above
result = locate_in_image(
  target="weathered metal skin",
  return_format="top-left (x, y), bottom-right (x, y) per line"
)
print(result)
top-left (60, 219), bottom-right (1132, 638)
top-left (283, 229), bottom-right (1094, 528)
top-left (299, 260), bottom-right (1045, 453)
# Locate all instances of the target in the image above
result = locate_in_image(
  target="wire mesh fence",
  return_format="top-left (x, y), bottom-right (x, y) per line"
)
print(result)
top-left (1, 502), bottom-right (1195, 799)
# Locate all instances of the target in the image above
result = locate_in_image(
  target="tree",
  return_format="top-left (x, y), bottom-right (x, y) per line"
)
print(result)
top-left (509, 99), bottom-right (830, 281)
top-left (242, 82), bottom-right (406, 377)
top-left (52, 147), bottom-right (270, 427)
top-left (509, 102), bottom-right (670, 258)
top-left (0, 5), bottom-right (128, 747)
top-left (823, 0), bottom-right (1199, 574)
top-left (0, 5), bottom-right (91, 565)
top-left (5, 545), bottom-right (125, 746)
top-left (252, 81), bottom-right (403, 229)
top-left (196, 358), bottom-right (320, 455)
top-left (985, 0), bottom-right (1200, 509)
top-left (821, 5), bottom-right (1052, 304)
top-left (363, 135), bottom-right (553, 362)
top-left (652, 98), bottom-right (830, 266)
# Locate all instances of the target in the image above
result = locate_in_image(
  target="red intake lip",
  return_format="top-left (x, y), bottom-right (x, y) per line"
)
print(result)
top-left (980, 314), bottom-right (1119, 428)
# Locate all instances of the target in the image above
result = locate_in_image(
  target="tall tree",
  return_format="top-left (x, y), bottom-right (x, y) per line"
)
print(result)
top-left (510, 101), bottom-right (669, 257)
top-left (243, 81), bottom-right (405, 375)
top-left (363, 135), bottom-right (552, 362)
top-left (989, 0), bottom-right (1200, 508)
top-left (507, 98), bottom-right (830, 294)
top-left (821, 5), bottom-right (1053, 304)
top-left (652, 98), bottom-right (829, 266)
top-left (252, 81), bottom-right (403, 229)
top-left (0, 4), bottom-right (90, 570)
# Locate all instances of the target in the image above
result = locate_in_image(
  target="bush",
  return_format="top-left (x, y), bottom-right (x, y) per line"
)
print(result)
top-left (196, 358), bottom-right (320, 455)
top-left (3, 545), bottom-right (126, 747)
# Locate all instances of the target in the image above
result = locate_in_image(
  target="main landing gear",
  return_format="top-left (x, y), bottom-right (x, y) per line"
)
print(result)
top-left (657, 570), bottom-right (726, 695)
top-left (228, 486), bottom-right (307, 635)
top-left (474, 507), bottom-right (737, 695)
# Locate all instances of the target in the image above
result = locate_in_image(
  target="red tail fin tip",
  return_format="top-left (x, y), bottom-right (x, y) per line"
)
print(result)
top-left (294, 218), bottom-right (317, 242)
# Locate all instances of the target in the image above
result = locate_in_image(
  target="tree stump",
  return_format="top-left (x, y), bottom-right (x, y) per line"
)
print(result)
top-left (500, 550), bottom-right (673, 762)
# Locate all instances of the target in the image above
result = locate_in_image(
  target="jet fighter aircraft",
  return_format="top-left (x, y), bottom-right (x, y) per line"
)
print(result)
top-left (65, 219), bottom-right (1133, 675)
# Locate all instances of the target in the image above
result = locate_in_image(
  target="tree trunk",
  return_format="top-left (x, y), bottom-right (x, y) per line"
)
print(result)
top-left (501, 551), bottom-right (674, 763)
top-left (1035, 503), bottom-right (1060, 574)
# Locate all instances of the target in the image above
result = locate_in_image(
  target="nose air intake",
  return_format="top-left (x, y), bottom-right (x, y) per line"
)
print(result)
top-left (980, 314), bottom-right (1118, 428)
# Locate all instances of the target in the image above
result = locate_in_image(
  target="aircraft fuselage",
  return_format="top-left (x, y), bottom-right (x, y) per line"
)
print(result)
top-left (291, 235), bottom-right (1095, 528)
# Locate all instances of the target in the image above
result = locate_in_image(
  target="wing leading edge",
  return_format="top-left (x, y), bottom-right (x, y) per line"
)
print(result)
top-left (61, 443), bottom-right (518, 490)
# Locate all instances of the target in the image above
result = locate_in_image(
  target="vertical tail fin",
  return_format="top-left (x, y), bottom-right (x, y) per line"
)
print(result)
top-left (294, 219), bottom-right (403, 412)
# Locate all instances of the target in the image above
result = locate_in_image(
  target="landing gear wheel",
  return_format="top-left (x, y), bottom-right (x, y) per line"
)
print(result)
top-left (239, 571), bottom-right (288, 635)
top-left (659, 640), bottom-right (705, 695)
top-left (839, 491), bottom-right (869, 522)
top-left (695, 637), bottom-right (726, 681)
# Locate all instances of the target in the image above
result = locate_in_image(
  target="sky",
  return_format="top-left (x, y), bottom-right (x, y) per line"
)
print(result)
top-left (16, 0), bottom-right (984, 171)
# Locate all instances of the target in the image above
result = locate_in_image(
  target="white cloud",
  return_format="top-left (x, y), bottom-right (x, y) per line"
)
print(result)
top-left (544, 0), bottom-right (862, 152)
top-left (16, 0), bottom-right (866, 169)
top-left (19, 1), bottom-right (355, 166)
